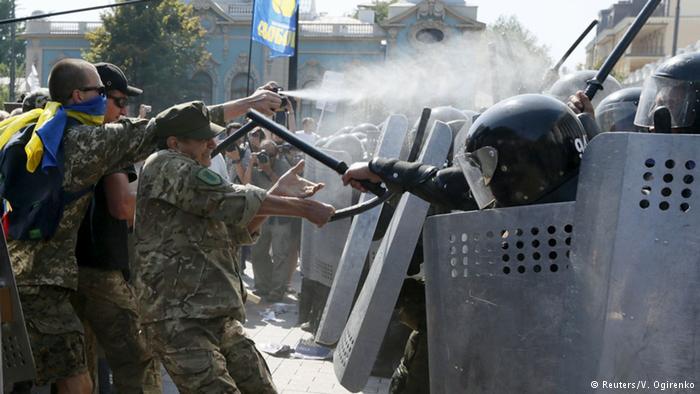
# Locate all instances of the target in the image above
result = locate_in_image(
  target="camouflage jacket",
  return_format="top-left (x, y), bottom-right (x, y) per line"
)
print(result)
top-left (133, 149), bottom-right (267, 323)
top-left (8, 117), bottom-right (155, 290)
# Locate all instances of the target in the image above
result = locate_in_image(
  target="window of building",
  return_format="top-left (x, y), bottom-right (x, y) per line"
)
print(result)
top-left (231, 72), bottom-right (255, 100)
top-left (415, 28), bottom-right (445, 44)
top-left (190, 71), bottom-right (213, 104)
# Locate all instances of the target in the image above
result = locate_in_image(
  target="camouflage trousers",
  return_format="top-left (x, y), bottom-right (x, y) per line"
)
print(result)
top-left (18, 285), bottom-right (87, 386)
top-left (72, 266), bottom-right (162, 394)
top-left (145, 316), bottom-right (277, 394)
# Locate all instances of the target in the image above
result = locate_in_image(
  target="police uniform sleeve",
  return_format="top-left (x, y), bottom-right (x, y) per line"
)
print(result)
top-left (147, 156), bottom-right (268, 227)
top-left (63, 117), bottom-right (155, 190)
top-left (368, 158), bottom-right (477, 211)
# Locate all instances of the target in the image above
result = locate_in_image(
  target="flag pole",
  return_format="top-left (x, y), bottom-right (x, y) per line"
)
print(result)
top-left (287, 1), bottom-right (300, 129)
top-left (246, 0), bottom-right (256, 96)
top-left (288, 2), bottom-right (299, 91)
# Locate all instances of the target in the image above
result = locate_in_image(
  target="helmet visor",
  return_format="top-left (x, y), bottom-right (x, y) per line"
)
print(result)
top-left (596, 101), bottom-right (639, 132)
top-left (634, 76), bottom-right (698, 128)
top-left (455, 147), bottom-right (496, 210)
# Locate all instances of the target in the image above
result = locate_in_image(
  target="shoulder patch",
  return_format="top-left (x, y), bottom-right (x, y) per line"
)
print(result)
top-left (196, 168), bottom-right (223, 186)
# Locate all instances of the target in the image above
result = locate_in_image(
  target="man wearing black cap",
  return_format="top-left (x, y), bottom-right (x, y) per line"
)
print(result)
top-left (6, 56), bottom-right (285, 392)
top-left (133, 101), bottom-right (335, 393)
top-left (73, 63), bottom-right (161, 393)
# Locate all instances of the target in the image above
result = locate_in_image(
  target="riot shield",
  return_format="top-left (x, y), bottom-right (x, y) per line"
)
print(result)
top-left (423, 202), bottom-right (595, 393)
top-left (573, 132), bottom-right (698, 383)
top-left (333, 121), bottom-right (452, 392)
top-left (300, 149), bottom-right (355, 287)
top-left (315, 114), bottom-right (409, 346)
top-left (0, 227), bottom-right (36, 390)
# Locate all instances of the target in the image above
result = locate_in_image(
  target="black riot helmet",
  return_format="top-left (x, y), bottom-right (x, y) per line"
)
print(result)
top-left (634, 52), bottom-right (700, 134)
top-left (351, 123), bottom-right (381, 156)
top-left (456, 94), bottom-right (588, 209)
top-left (595, 87), bottom-right (645, 132)
top-left (547, 70), bottom-right (622, 108)
top-left (401, 106), bottom-right (468, 159)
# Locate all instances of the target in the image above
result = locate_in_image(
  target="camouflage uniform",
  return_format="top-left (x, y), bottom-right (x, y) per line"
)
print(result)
top-left (133, 146), bottom-right (276, 393)
top-left (73, 164), bottom-right (162, 394)
top-left (72, 267), bottom-right (162, 393)
top-left (8, 117), bottom-right (155, 385)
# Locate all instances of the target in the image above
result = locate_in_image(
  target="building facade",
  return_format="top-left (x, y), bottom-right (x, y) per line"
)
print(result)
top-left (19, 0), bottom-right (484, 125)
top-left (585, 0), bottom-right (700, 77)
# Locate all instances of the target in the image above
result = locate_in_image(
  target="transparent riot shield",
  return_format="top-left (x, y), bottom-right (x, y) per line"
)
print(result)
top-left (315, 114), bottom-right (409, 346)
top-left (0, 227), bottom-right (36, 390)
top-left (573, 132), bottom-right (698, 383)
top-left (423, 202), bottom-right (593, 393)
top-left (300, 149), bottom-right (354, 287)
top-left (333, 121), bottom-right (453, 392)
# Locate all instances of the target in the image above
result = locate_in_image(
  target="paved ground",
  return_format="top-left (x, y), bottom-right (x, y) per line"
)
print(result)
top-left (242, 264), bottom-right (390, 394)
top-left (160, 263), bottom-right (390, 394)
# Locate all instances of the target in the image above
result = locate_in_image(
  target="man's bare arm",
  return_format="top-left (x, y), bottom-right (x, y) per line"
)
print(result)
top-left (103, 173), bottom-right (136, 226)
top-left (208, 88), bottom-right (283, 126)
top-left (253, 195), bottom-right (334, 228)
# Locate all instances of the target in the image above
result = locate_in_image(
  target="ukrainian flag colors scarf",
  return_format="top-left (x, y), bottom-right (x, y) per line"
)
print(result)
top-left (0, 95), bottom-right (106, 172)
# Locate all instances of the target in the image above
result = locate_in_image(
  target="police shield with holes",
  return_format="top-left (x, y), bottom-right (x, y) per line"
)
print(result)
top-left (334, 120), bottom-right (454, 392)
top-left (421, 95), bottom-right (594, 393)
top-left (423, 203), bottom-right (587, 393)
top-left (0, 226), bottom-right (36, 392)
top-left (340, 94), bottom-right (591, 393)
top-left (316, 114), bottom-right (409, 346)
top-left (300, 149), bottom-right (354, 288)
top-left (340, 67), bottom-right (698, 391)
top-left (574, 133), bottom-right (698, 384)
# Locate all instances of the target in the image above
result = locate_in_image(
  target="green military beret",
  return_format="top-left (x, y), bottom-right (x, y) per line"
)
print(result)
top-left (153, 101), bottom-right (224, 140)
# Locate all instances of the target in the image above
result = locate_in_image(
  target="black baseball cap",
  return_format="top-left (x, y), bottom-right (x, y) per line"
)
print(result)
top-left (94, 62), bottom-right (142, 96)
top-left (153, 101), bottom-right (224, 140)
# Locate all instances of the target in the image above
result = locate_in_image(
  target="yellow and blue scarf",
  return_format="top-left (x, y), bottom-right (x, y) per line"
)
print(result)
top-left (0, 95), bottom-right (105, 172)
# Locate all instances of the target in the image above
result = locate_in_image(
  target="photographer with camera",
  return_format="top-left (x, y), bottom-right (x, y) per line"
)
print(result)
top-left (239, 127), bottom-right (267, 184)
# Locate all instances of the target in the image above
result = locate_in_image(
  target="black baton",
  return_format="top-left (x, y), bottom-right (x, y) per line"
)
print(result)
top-left (246, 109), bottom-right (386, 197)
top-left (211, 120), bottom-right (257, 158)
top-left (584, 0), bottom-right (662, 100)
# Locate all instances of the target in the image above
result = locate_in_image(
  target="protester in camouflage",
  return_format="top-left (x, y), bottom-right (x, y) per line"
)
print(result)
top-left (7, 58), bottom-right (284, 392)
top-left (133, 101), bottom-right (334, 393)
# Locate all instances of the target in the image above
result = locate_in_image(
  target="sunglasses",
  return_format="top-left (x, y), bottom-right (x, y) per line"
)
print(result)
top-left (107, 95), bottom-right (129, 109)
top-left (79, 85), bottom-right (106, 96)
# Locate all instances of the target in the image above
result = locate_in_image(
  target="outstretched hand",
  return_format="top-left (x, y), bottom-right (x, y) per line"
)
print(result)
top-left (269, 160), bottom-right (324, 198)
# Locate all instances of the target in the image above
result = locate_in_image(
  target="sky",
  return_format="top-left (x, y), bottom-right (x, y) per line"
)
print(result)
top-left (18, 0), bottom-right (623, 70)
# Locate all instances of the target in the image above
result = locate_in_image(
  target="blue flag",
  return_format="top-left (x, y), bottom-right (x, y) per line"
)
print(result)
top-left (251, 0), bottom-right (298, 58)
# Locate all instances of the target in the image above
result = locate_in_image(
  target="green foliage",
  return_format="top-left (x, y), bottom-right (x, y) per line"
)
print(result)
top-left (84, 0), bottom-right (210, 111)
top-left (488, 15), bottom-right (551, 65)
top-left (593, 59), bottom-right (628, 83)
top-left (0, 0), bottom-right (26, 102)
top-left (354, 0), bottom-right (399, 23)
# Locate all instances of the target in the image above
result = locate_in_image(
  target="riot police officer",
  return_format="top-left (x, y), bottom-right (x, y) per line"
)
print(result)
top-left (633, 51), bottom-right (700, 134)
